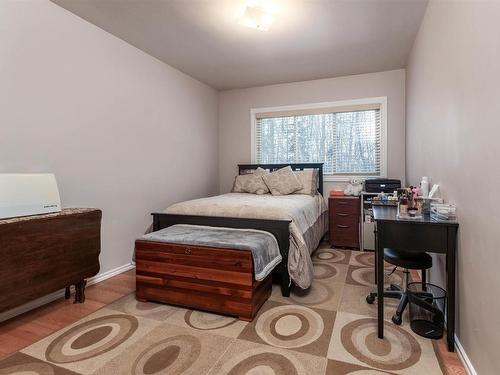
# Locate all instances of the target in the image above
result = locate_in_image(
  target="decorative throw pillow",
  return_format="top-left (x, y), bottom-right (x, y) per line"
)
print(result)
top-left (232, 167), bottom-right (268, 193)
top-left (262, 166), bottom-right (303, 195)
top-left (242, 171), bottom-right (269, 195)
top-left (294, 169), bottom-right (319, 196)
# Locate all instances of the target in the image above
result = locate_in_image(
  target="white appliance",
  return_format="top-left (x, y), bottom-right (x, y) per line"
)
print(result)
top-left (360, 192), bottom-right (377, 251)
top-left (0, 174), bottom-right (61, 219)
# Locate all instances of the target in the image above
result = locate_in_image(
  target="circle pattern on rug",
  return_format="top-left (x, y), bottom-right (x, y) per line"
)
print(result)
top-left (290, 281), bottom-right (333, 306)
top-left (255, 305), bottom-right (324, 348)
top-left (132, 335), bottom-right (201, 375)
top-left (218, 347), bottom-right (304, 375)
top-left (313, 263), bottom-right (338, 279)
top-left (350, 267), bottom-right (402, 287)
top-left (45, 314), bottom-right (138, 363)
top-left (340, 318), bottom-right (421, 371)
top-left (184, 310), bottom-right (238, 330)
top-left (351, 253), bottom-right (375, 267)
top-left (0, 362), bottom-right (56, 375)
top-left (121, 298), bottom-right (172, 317)
top-left (313, 249), bottom-right (346, 263)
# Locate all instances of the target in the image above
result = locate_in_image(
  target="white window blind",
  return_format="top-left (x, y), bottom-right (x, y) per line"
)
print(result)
top-left (255, 107), bottom-right (381, 176)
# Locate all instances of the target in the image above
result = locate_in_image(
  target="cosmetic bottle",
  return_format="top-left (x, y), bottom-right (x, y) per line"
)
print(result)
top-left (421, 176), bottom-right (429, 198)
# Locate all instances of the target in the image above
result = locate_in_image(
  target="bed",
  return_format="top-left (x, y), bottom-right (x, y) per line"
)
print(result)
top-left (151, 163), bottom-right (328, 296)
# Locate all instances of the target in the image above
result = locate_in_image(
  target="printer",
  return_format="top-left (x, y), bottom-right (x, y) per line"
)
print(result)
top-left (364, 178), bottom-right (401, 193)
top-left (0, 174), bottom-right (62, 219)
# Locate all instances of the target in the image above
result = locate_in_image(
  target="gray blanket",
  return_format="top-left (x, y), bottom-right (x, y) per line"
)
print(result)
top-left (139, 224), bottom-right (282, 281)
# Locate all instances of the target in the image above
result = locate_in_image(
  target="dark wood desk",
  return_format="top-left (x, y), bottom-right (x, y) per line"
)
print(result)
top-left (373, 205), bottom-right (458, 352)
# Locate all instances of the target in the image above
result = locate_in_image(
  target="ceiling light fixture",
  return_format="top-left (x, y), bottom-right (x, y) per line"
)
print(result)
top-left (238, 2), bottom-right (276, 31)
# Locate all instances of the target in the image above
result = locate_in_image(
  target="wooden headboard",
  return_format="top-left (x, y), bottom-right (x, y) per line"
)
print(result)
top-left (237, 163), bottom-right (324, 196)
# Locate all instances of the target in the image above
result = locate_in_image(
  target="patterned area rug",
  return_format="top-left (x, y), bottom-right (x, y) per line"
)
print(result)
top-left (0, 245), bottom-right (446, 374)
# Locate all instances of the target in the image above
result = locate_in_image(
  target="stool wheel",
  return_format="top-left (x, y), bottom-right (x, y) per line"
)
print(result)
top-left (366, 294), bottom-right (375, 304)
top-left (392, 313), bottom-right (402, 325)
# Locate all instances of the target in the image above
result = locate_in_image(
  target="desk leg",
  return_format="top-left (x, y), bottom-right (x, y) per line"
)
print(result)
top-left (374, 226), bottom-right (378, 284)
top-left (376, 224), bottom-right (384, 339)
top-left (446, 227), bottom-right (458, 352)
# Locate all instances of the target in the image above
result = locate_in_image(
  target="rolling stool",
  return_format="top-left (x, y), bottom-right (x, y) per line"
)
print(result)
top-left (366, 248), bottom-right (432, 325)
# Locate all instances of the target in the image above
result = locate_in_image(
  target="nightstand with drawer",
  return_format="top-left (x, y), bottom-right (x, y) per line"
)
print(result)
top-left (329, 196), bottom-right (361, 248)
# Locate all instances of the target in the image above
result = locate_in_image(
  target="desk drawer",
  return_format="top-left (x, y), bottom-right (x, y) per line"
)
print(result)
top-left (330, 222), bottom-right (359, 247)
top-left (332, 222), bottom-right (359, 235)
top-left (330, 198), bottom-right (360, 214)
top-left (380, 222), bottom-right (448, 253)
top-left (331, 211), bottom-right (359, 224)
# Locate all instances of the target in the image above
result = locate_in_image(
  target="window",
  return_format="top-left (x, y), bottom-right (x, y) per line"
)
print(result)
top-left (252, 98), bottom-right (386, 180)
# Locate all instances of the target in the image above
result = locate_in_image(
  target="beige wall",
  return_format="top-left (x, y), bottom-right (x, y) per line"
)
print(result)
top-left (0, 1), bottom-right (219, 276)
top-left (406, 1), bottom-right (500, 373)
top-left (218, 70), bottom-right (406, 193)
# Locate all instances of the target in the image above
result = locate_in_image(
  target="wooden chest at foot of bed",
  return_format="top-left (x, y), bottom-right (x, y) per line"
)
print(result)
top-left (135, 240), bottom-right (272, 321)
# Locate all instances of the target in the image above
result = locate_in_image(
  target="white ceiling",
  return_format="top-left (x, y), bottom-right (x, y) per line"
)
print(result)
top-left (51, 0), bottom-right (428, 90)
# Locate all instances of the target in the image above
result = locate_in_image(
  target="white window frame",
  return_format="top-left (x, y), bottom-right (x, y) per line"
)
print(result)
top-left (250, 96), bottom-right (388, 182)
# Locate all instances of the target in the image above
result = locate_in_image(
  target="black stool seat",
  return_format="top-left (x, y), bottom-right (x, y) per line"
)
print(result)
top-left (384, 248), bottom-right (432, 270)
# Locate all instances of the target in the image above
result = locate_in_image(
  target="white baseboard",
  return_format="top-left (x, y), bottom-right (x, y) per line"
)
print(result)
top-left (0, 263), bottom-right (135, 323)
top-left (455, 335), bottom-right (479, 375)
top-left (442, 309), bottom-right (478, 375)
top-left (86, 263), bottom-right (135, 287)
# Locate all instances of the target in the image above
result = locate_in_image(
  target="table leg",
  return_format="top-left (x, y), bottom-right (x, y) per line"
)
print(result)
top-left (73, 280), bottom-right (87, 303)
top-left (377, 224), bottom-right (384, 339)
top-left (73, 283), bottom-right (80, 304)
top-left (446, 227), bottom-right (458, 352)
top-left (374, 227), bottom-right (378, 284)
top-left (79, 280), bottom-right (87, 303)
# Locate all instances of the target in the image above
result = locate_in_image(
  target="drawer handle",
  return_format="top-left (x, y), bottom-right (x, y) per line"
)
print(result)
top-left (337, 224), bottom-right (351, 229)
top-left (337, 213), bottom-right (349, 217)
top-left (337, 201), bottom-right (348, 205)
top-left (184, 248), bottom-right (192, 255)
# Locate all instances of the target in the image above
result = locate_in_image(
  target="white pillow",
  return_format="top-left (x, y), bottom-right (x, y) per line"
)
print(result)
top-left (262, 166), bottom-right (303, 196)
top-left (232, 167), bottom-right (268, 193)
top-left (294, 169), bottom-right (319, 196)
top-left (242, 172), bottom-right (269, 195)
